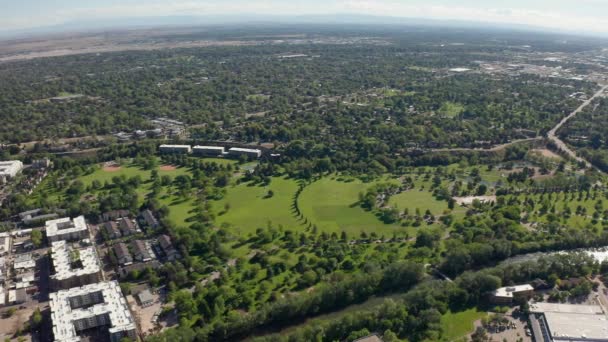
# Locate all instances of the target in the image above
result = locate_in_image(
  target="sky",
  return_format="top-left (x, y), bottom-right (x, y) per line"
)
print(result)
top-left (2, 0), bottom-right (608, 35)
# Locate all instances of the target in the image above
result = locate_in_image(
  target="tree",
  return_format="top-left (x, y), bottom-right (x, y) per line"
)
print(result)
top-left (31, 229), bottom-right (43, 248)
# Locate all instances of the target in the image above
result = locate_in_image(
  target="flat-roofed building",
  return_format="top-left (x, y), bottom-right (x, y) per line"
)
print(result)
top-left (0, 232), bottom-right (10, 256)
top-left (491, 284), bottom-right (534, 304)
top-left (49, 281), bottom-right (137, 342)
top-left (228, 147), bottom-right (262, 159)
top-left (46, 216), bottom-right (89, 243)
top-left (529, 302), bottom-right (608, 342)
top-left (0, 160), bottom-right (23, 183)
top-left (50, 241), bottom-right (102, 291)
top-left (193, 145), bottom-right (225, 157)
top-left (159, 144), bottom-right (191, 154)
top-left (13, 253), bottom-right (35, 271)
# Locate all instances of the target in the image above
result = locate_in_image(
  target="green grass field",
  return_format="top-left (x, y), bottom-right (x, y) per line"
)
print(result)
top-left (213, 177), bottom-right (304, 235)
top-left (298, 177), bottom-right (410, 236)
top-left (440, 308), bottom-right (486, 341)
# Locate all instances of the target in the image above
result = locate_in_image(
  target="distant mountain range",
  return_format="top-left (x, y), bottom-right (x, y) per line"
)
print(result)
top-left (0, 14), bottom-right (602, 40)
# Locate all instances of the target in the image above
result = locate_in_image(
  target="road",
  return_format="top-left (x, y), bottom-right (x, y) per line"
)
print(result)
top-left (547, 84), bottom-right (608, 168)
top-left (429, 137), bottom-right (542, 153)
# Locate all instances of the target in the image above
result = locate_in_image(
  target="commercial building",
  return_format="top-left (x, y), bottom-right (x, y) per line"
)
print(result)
top-left (193, 145), bottom-right (225, 157)
top-left (0, 160), bottom-right (23, 183)
top-left (50, 241), bottom-right (102, 290)
top-left (228, 147), bottom-right (262, 159)
top-left (50, 281), bottom-right (137, 342)
top-left (529, 302), bottom-right (608, 342)
top-left (490, 284), bottom-right (534, 304)
top-left (159, 144), bottom-right (191, 154)
top-left (46, 216), bottom-right (89, 243)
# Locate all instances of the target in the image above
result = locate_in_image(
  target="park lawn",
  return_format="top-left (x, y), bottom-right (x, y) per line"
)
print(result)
top-left (213, 177), bottom-right (304, 236)
top-left (78, 162), bottom-right (190, 188)
top-left (199, 158), bottom-right (238, 167)
top-left (299, 177), bottom-right (410, 236)
top-left (158, 193), bottom-right (196, 228)
top-left (388, 189), bottom-right (448, 216)
top-left (440, 308), bottom-right (487, 341)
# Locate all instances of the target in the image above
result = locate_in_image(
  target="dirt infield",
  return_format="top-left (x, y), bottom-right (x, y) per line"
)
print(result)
top-left (103, 166), bottom-right (122, 172)
top-left (160, 165), bottom-right (177, 171)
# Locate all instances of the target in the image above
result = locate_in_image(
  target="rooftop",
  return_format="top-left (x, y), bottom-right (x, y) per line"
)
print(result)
top-left (50, 281), bottom-right (136, 342)
top-left (46, 216), bottom-right (88, 238)
top-left (492, 284), bottom-right (534, 298)
top-left (50, 241), bottom-right (101, 281)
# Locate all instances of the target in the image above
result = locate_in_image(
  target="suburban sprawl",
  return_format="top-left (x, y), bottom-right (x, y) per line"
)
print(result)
top-left (4, 24), bottom-right (608, 342)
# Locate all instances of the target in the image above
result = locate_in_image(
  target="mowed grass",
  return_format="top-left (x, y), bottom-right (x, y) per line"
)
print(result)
top-left (440, 308), bottom-right (486, 341)
top-left (389, 189), bottom-right (449, 216)
top-left (299, 177), bottom-right (410, 236)
top-left (213, 177), bottom-right (304, 235)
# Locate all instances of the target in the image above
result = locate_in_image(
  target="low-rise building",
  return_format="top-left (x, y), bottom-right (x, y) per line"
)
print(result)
top-left (101, 210), bottom-right (130, 222)
top-left (193, 145), bottom-right (225, 157)
top-left (113, 243), bottom-right (132, 266)
top-left (118, 218), bottom-right (137, 236)
top-left (159, 235), bottom-right (177, 261)
top-left (132, 240), bottom-right (152, 262)
top-left (137, 289), bottom-right (154, 307)
top-left (491, 284), bottom-right (534, 304)
top-left (0, 232), bottom-right (10, 256)
top-left (50, 241), bottom-right (102, 291)
top-left (159, 144), bottom-right (192, 154)
top-left (228, 147), bottom-right (262, 159)
top-left (102, 221), bottom-right (122, 240)
top-left (46, 216), bottom-right (89, 243)
top-left (13, 253), bottom-right (35, 271)
top-left (50, 281), bottom-right (137, 342)
top-left (529, 302), bottom-right (608, 342)
top-left (140, 210), bottom-right (159, 230)
top-left (7, 288), bottom-right (27, 305)
top-left (0, 160), bottom-right (23, 183)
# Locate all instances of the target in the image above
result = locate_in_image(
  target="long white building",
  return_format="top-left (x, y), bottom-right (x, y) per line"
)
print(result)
top-left (0, 160), bottom-right (23, 183)
top-left (159, 144), bottom-right (191, 154)
top-left (192, 145), bottom-right (225, 157)
top-left (50, 281), bottom-right (137, 342)
top-left (46, 216), bottom-right (89, 242)
top-left (228, 147), bottom-right (262, 159)
top-left (50, 241), bottom-right (102, 290)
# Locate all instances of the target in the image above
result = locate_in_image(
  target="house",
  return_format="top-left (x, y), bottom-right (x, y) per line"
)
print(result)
top-left (118, 218), bottom-right (137, 236)
top-left (227, 147), bottom-right (262, 159)
top-left (102, 221), bottom-right (122, 240)
top-left (131, 240), bottom-right (152, 262)
top-left (137, 289), bottom-right (154, 307)
top-left (140, 210), bottom-right (159, 230)
top-left (159, 235), bottom-right (177, 261)
top-left (101, 210), bottom-right (130, 222)
top-left (113, 243), bottom-right (132, 266)
top-left (491, 284), bottom-right (534, 304)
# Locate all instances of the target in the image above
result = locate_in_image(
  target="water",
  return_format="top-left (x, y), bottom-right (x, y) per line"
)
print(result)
top-left (501, 247), bottom-right (608, 265)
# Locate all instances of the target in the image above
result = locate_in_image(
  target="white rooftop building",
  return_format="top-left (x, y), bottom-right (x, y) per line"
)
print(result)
top-left (46, 216), bottom-right (89, 242)
top-left (491, 284), bottom-right (534, 303)
top-left (50, 281), bottom-right (137, 342)
top-left (50, 241), bottom-right (102, 290)
top-left (0, 160), bottom-right (23, 183)
top-left (228, 147), bottom-right (262, 159)
top-left (529, 302), bottom-right (608, 342)
top-left (192, 145), bottom-right (225, 157)
top-left (0, 232), bottom-right (10, 256)
top-left (159, 144), bottom-right (191, 154)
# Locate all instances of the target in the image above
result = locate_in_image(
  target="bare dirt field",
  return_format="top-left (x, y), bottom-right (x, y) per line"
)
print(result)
top-left (159, 165), bottom-right (177, 171)
top-left (0, 306), bottom-right (36, 340)
top-left (103, 165), bottom-right (122, 172)
top-left (530, 149), bottom-right (563, 160)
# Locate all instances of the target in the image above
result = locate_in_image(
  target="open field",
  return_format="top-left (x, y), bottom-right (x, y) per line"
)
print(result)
top-left (440, 308), bottom-right (487, 341)
top-left (299, 177), bottom-right (409, 236)
top-left (213, 177), bottom-right (303, 235)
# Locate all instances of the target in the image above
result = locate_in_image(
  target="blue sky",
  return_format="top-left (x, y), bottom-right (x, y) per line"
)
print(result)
top-left (2, 0), bottom-right (608, 34)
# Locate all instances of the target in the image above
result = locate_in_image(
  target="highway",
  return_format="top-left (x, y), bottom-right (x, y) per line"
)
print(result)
top-left (547, 84), bottom-right (608, 169)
